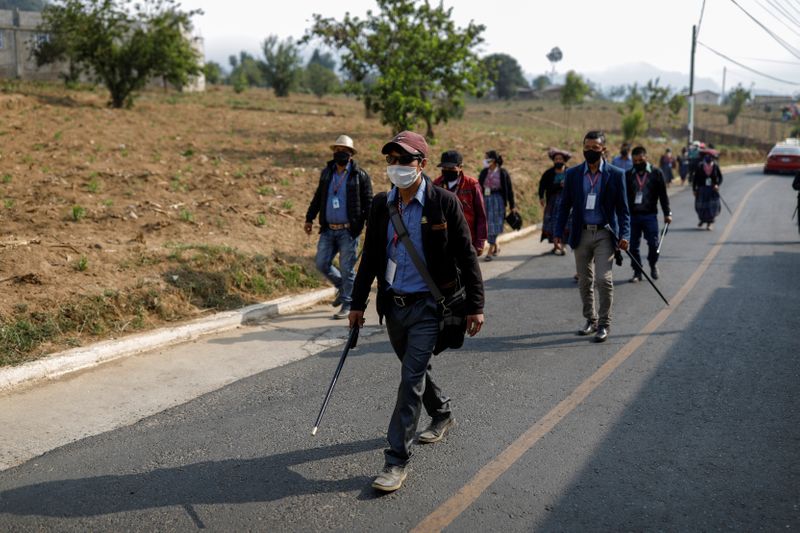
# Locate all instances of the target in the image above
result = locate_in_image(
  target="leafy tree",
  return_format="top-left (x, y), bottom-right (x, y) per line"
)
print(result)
top-left (305, 62), bottom-right (339, 98)
top-left (203, 61), bottom-right (223, 85)
top-left (621, 103), bottom-right (648, 141)
top-left (308, 48), bottom-right (336, 71)
top-left (227, 51), bottom-right (265, 88)
top-left (546, 46), bottom-right (562, 82)
top-left (34, 0), bottom-right (202, 108)
top-left (532, 74), bottom-right (550, 91)
top-left (561, 70), bottom-right (590, 108)
top-left (483, 53), bottom-right (528, 99)
top-left (261, 35), bottom-right (302, 97)
top-left (725, 85), bottom-right (751, 125)
top-left (305, 0), bottom-right (489, 138)
top-left (0, 0), bottom-right (45, 10)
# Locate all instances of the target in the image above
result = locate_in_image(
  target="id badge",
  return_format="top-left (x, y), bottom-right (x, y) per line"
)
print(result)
top-left (484, 187), bottom-right (491, 197)
top-left (705, 178), bottom-right (712, 187)
top-left (635, 192), bottom-right (643, 204)
top-left (385, 259), bottom-right (397, 285)
top-left (585, 193), bottom-right (597, 210)
top-left (332, 198), bottom-right (340, 209)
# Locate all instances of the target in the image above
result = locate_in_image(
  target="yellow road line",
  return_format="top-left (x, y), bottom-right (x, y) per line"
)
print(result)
top-left (412, 178), bottom-right (770, 533)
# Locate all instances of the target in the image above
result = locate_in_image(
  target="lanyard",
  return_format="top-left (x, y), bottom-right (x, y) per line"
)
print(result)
top-left (635, 172), bottom-right (648, 191)
top-left (586, 171), bottom-right (600, 192)
top-left (331, 168), bottom-right (349, 196)
top-left (392, 197), bottom-right (405, 247)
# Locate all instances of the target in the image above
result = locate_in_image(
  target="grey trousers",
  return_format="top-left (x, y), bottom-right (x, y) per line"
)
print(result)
top-left (573, 228), bottom-right (615, 328)
top-left (384, 296), bottom-right (451, 467)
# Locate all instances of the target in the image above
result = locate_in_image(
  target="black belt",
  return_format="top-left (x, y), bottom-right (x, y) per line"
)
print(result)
top-left (389, 291), bottom-right (431, 308)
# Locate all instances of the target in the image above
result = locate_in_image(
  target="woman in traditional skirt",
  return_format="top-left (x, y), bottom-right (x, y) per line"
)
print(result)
top-left (539, 148), bottom-right (572, 255)
top-left (479, 150), bottom-right (516, 261)
top-left (692, 149), bottom-right (723, 230)
top-left (660, 148), bottom-right (676, 186)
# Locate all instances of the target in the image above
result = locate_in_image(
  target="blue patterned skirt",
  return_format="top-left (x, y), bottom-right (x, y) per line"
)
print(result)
top-left (695, 186), bottom-right (721, 222)
top-left (486, 192), bottom-right (505, 241)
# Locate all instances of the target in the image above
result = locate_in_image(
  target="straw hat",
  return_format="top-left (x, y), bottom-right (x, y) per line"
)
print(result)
top-left (331, 135), bottom-right (356, 154)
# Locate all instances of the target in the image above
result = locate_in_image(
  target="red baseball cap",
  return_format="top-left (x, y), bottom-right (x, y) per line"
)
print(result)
top-left (381, 131), bottom-right (429, 159)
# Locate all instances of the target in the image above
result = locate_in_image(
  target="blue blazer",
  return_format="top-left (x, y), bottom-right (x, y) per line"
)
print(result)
top-left (554, 161), bottom-right (631, 248)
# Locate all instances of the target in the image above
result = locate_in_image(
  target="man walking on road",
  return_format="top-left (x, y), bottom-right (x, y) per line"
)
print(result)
top-left (304, 135), bottom-right (373, 319)
top-left (433, 150), bottom-right (488, 256)
top-left (625, 146), bottom-right (672, 283)
top-left (349, 131), bottom-right (485, 492)
top-left (554, 131), bottom-right (630, 343)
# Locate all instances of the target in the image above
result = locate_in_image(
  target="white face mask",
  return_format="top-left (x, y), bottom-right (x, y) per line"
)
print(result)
top-left (387, 165), bottom-right (419, 189)
top-left (483, 159), bottom-right (492, 168)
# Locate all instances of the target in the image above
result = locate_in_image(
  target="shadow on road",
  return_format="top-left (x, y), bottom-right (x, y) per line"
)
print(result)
top-left (0, 438), bottom-right (386, 518)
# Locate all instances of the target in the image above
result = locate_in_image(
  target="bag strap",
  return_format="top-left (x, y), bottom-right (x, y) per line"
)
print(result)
top-left (388, 201), bottom-right (445, 305)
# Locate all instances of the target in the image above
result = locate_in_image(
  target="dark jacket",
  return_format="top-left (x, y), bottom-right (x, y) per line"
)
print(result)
top-left (625, 165), bottom-right (671, 217)
top-left (478, 167), bottom-right (515, 209)
top-left (691, 161), bottom-right (723, 192)
top-left (305, 160), bottom-right (373, 238)
top-left (350, 176), bottom-right (485, 318)
top-left (538, 166), bottom-right (569, 203)
top-left (794, 172), bottom-right (800, 196)
top-left (554, 161), bottom-right (631, 248)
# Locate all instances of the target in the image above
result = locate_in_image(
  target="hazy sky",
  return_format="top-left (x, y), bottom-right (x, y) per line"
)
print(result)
top-left (182, 0), bottom-right (800, 95)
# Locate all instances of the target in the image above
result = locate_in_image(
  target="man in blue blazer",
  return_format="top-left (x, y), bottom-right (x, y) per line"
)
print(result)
top-left (554, 131), bottom-right (631, 342)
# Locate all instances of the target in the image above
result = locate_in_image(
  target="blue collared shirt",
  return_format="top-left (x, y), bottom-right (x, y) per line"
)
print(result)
top-left (583, 160), bottom-right (606, 225)
top-left (325, 162), bottom-right (350, 225)
top-left (611, 155), bottom-right (633, 171)
top-left (386, 180), bottom-right (428, 294)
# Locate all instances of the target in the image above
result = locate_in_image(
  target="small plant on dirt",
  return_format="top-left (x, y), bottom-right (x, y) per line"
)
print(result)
top-left (54, 131), bottom-right (63, 141)
top-left (255, 214), bottom-right (267, 226)
top-left (102, 199), bottom-right (114, 207)
top-left (182, 149), bottom-right (194, 157)
top-left (86, 177), bottom-right (101, 193)
top-left (72, 205), bottom-right (86, 221)
top-left (233, 170), bottom-right (245, 179)
top-left (257, 186), bottom-right (275, 196)
top-left (280, 177), bottom-right (290, 186)
top-left (22, 154), bottom-right (34, 165)
top-left (2, 174), bottom-right (11, 184)
top-left (170, 177), bottom-right (188, 193)
top-left (75, 256), bottom-right (89, 272)
top-left (4, 198), bottom-right (14, 209)
top-left (179, 208), bottom-right (194, 222)
top-left (282, 200), bottom-right (294, 211)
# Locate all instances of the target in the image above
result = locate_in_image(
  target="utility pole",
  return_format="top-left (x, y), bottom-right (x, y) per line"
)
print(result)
top-left (721, 66), bottom-right (727, 105)
top-left (688, 24), bottom-right (697, 146)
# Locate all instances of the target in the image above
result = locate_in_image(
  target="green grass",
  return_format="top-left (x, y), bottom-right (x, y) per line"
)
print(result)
top-left (2, 174), bottom-right (11, 184)
top-left (255, 214), bottom-right (267, 226)
top-left (75, 256), bottom-right (89, 272)
top-left (179, 208), bottom-right (194, 223)
top-left (71, 205), bottom-right (86, 221)
top-left (86, 177), bottom-right (101, 193)
top-left (4, 198), bottom-right (14, 209)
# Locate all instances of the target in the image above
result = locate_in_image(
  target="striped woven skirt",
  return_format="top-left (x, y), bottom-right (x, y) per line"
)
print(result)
top-left (485, 192), bottom-right (505, 242)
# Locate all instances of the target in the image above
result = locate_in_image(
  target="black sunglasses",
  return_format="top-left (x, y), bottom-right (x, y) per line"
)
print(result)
top-left (385, 153), bottom-right (421, 165)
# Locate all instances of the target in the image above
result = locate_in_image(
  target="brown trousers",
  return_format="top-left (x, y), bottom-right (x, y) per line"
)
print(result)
top-left (573, 228), bottom-right (615, 328)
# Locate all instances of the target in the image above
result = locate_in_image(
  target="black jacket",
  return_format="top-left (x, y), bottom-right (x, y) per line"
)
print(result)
top-left (538, 166), bottom-right (569, 203)
top-left (351, 176), bottom-right (485, 318)
top-left (691, 161), bottom-right (723, 192)
top-left (305, 160), bottom-right (373, 238)
top-left (625, 165), bottom-right (671, 217)
top-left (793, 172), bottom-right (800, 196)
top-left (479, 167), bottom-right (515, 209)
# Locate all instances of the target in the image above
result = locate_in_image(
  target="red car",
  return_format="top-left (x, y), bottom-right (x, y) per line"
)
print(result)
top-left (764, 143), bottom-right (800, 174)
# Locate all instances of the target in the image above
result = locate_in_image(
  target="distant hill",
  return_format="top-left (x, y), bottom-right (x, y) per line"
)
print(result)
top-left (583, 62), bottom-right (720, 94)
top-left (0, 0), bottom-right (45, 11)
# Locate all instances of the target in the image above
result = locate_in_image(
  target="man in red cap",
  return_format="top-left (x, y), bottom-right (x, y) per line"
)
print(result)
top-left (433, 150), bottom-right (488, 256)
top-left (349, 131), bottom-right (485, 492)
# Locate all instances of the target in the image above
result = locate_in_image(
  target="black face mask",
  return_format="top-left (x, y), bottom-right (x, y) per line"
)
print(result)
top-left (333, 151), bottom-right (351, 165)
top-left (554, 162), bottom-right (565, 170)
top-left (634, 162), bottom-right (647, 172)
top-left (584, 150), bottom-right (602, 164)
top-left (442, 169), bottom-right (460, 181)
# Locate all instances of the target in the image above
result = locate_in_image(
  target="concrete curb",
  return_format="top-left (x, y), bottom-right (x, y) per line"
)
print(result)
top-left (0, 225), bottom-right (542, 393)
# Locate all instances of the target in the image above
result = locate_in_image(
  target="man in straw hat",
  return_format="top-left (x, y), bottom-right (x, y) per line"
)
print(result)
top-left (305, 135), bottom-right (374, 319)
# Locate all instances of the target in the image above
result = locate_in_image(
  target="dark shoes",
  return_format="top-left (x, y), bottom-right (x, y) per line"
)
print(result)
top-left (578, 320), bottom-right (598, 336)
top-left (650, 265), bottom-right (659, 280)
top-left (372, 465), bottom-right (407, 492)
top-left (595, 326), bottom-right (609, 343)
top-left (331, 289), bottom-right (342, 308)
top-left (630, 272), bottom-right (642, 283)
top-left (333, 304), bottom-right (350, 320)
top-left (418, 417), bottom-right (455, 444)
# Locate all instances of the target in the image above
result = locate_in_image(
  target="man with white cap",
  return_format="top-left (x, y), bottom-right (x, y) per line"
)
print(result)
top-left (305, 135), bottom-right (373, 319)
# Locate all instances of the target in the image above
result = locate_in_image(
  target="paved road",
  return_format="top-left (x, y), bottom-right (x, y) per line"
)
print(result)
top-left (0, 168), bottom-right (798, 531)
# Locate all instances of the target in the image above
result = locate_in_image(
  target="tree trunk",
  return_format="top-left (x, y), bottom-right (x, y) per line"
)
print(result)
top-left (425, 116), bottom-right (434, 139)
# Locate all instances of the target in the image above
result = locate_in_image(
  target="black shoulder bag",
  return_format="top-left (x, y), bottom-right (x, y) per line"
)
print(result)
top-left (388, 202), bottom-right (468, 355)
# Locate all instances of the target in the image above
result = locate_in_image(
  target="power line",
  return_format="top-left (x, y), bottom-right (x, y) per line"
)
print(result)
top-left (778, 0), bottom-right (800, 18)
top-left (697, 0), bottom-right (707, 37)
top-left (728, 0), bottom-right (800, 60)
top-left (766, 0), bottom-right (800, 29)
top-left (698, 41), bottom-right (800, 85)
top-left (742, 56), bottom-right (800, 64)
top-left (754, 0), bottom-right (800, 37)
